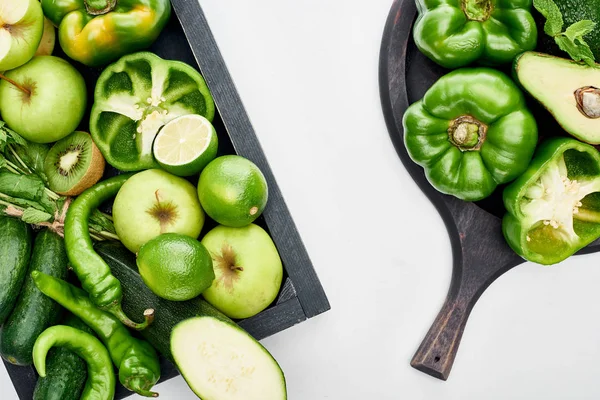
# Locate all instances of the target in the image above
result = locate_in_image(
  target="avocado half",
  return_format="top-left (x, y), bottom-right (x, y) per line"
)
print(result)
top-left (514, 52), bottom-right (600, 144)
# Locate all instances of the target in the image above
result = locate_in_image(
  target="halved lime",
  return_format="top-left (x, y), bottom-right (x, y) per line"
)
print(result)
top-left (153, 114), bottom-right (218, 176)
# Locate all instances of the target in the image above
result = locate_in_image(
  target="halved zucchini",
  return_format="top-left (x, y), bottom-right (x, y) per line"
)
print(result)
top-left (171, 316), bottom-right (287, 400)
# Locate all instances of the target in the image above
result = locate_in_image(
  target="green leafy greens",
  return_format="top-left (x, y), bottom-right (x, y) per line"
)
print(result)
top-left (0, 122), bottom-right (117, 241)
top-left (534, 0), bottom-right (597, 66)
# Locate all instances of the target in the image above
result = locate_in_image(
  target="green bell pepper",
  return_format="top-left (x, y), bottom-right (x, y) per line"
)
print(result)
top-left (42, 0), bottom-right (171, 67)
top-left (503, 138), bottom-right (600, 265)
top-left (90, 52), bottom-right (215, 171)
top-left (414, 0), bottom-right (538, 69)
top-left (402, 68), bottom-right (538, 201)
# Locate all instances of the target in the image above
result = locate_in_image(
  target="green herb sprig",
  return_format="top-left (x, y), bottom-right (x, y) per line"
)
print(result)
top-left (534, 0), bottom-right (597, 66)
top-left (0, 122), bottom-right (117, 241)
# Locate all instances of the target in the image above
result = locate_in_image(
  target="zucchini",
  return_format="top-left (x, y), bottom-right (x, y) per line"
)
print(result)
top-left (0, 216), bottom-right (33, 324)
top-left (171, 316), bottom-right (287, 400)
top-left (95, 240), bottom-right (229, 361)
top-left (0, 229), bottom-right (68, 365)
top-left (96, 241), bottom-right (287, 399)
top-left (32, 314), bottom-right (93, 400)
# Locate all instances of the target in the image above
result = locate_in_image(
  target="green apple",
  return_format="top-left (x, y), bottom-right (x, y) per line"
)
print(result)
top-left (0, 0), bottom-right (43, 71)
top-left (34, 18), bottom-right (55, 56)
top-left (201, 224), bottom-right (283, 319)
top-left (0, 56), bottom-right (86, 143)
top-left (113, 169), bottom-right (205, 253)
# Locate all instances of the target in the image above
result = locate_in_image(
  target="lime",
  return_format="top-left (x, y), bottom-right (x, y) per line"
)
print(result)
top-left (153, 114), bottom-right (218, 177)
top-left (198, 155), bottom-right (268, 227)
top-left (137, 233), bottom-right (215, 301)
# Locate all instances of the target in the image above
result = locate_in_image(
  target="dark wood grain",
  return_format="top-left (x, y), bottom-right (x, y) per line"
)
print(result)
top-left (171, 0), bottom-right (330, 320)
top-left (379, 0), bottom-right (600, 381)
top-left (5, 0), bottom-right (329, 398)
top-left (410, 199), bottom-right (522, 380)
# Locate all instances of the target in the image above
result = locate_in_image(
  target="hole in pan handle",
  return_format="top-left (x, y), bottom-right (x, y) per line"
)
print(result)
top-left (411, 299), bottom-right (468, 381)
top-left (409, 201), bottom-right (524, 380)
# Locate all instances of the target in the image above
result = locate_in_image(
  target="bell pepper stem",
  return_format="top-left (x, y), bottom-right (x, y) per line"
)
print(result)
top-left (84, 0), bottom-right (117, 15)
top-left (448, 115), bottom-right (487, 151)
top-left (461, 0), bottom-right (493, 21)
top-left (0, 73), bottom-right (31, 97)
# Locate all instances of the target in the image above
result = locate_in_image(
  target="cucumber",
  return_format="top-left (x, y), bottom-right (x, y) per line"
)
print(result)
top-left (0, 216), bottom-right (33, 324)
top-left (0, 229), bottom-right (68, 365)
top-left (171, 316), bottom-right (287, 400)
top-left (32, 314), bottom-right (94, 400)
top-left (95, 240), bottom-right (228, 361)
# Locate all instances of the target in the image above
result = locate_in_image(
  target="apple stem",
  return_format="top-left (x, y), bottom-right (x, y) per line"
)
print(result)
top-left (0, 73), bottom-right (31, 97)
top-left (231, 266), bottom-right (244, 272)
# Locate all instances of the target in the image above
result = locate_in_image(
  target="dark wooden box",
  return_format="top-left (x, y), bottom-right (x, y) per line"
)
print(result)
top-left (3, 0), bottom-right (330, 398)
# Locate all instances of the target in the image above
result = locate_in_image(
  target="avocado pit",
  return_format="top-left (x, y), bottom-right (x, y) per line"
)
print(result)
top-left (575, 86), bottom-right (600, 119)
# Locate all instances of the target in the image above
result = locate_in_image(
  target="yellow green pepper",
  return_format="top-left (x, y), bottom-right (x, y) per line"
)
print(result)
top-left (42, 0), bottom-right (171, 67)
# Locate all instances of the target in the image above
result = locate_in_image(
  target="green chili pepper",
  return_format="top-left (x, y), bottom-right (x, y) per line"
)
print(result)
top-left (41, 0), bottom-right (171, 67)
top-left (402, 68), bottom-right (538, 201)
top-left (63, 174), bottom-right (153, 329)
top-left (413, 0), bottom-right (538, 68)
top-left (32, 271), bottom-right (161, 397)
top-left (503, 138), bottom-right (600, 265)
top-left (33, 325), bottom-right (115, 400)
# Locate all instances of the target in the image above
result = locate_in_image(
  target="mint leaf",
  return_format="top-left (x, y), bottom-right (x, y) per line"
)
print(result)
top-left (533, 0), bottom-right (564, 36)
top-left (21, 207), bottom-right (52, 224)
top-left (564, 20), bottom-right (597, 41)
top-left (555, 35), bottom-right (596, 66)
top-left (0, 121), bottom-right (26, 146)
top-left (5, 127), bottom-right (26, 146)
top-left (555, 35), bottom-right (579, 56)
top-left (535, 0), bottom-right (597, 65)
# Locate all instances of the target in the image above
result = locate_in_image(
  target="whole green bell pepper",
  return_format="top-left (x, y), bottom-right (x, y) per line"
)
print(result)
top-left (42, 0), bottom-right (171, 67)
top-left (90, 52), bottom-right (215, 171)
top-left (402, 68), bottom-right (538, 201)
top-left (414, 0), bottom-right (538, 69)
top-left (503, 138), bottom-right (600, 265)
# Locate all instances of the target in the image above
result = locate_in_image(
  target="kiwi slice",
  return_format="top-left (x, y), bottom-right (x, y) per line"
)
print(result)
top-left (44, 131), bottom-right (106, 196)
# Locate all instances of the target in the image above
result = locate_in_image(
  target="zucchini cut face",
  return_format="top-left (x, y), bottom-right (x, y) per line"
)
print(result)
top-left (171, 316), bottom-right (287, 400)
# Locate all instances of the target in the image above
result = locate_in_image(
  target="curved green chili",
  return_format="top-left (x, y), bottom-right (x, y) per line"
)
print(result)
top-left (33, 325), bottom-right (115, 400)
top-left (63, 173), bottom-right (153, 330)
top-left (32, 271), bottom-right (161, 397)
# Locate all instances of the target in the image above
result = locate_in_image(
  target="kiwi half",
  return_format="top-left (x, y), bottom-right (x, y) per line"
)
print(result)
top-left (44, 131), bottom-right (106, 196)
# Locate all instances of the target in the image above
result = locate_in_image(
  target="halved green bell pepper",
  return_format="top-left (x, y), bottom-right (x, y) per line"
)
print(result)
top-left (503, 138), bottom-right (600, 265)
top-left (402, 68), bottom-right (538, 201)
top-left (90, 52), bottom-right (215, 171)
top-left (42, 0), bottom-right (171, 67)
top-left (414, 0), bottom-right (538, 69)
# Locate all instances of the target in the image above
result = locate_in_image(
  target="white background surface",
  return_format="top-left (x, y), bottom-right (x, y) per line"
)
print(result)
top-left (4, 0), bottom-right (600, 398)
